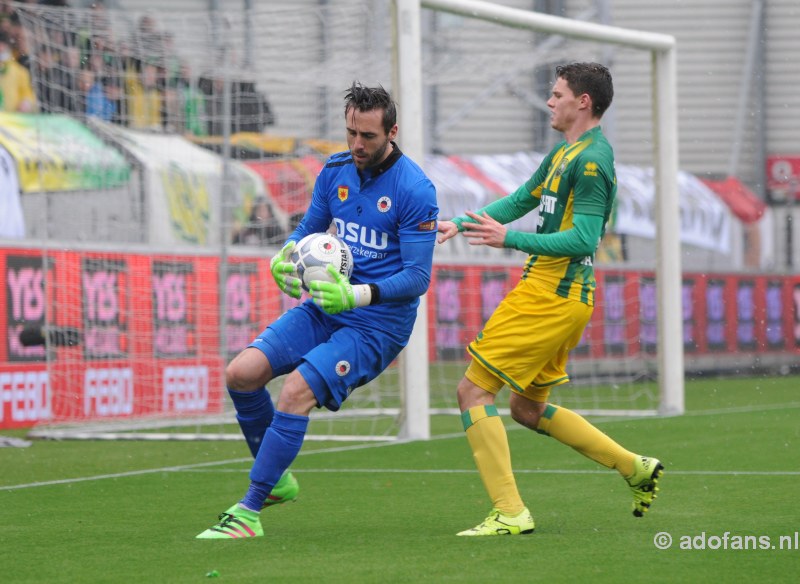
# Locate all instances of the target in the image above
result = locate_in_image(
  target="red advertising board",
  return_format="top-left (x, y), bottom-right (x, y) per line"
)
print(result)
top-left (427, 264), bottom-right (800, 363)
top-left (2, 246), bottom-right (800, 430)
top-left (1, 248), bottom-right (227, 429)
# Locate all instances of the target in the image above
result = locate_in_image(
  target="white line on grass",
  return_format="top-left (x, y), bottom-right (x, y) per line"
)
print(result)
top-left (176, 468), bottom-right (800, 477)
top-left (4, 447), bottom-right (800, 492)
top-left (3, 400), bottom-right (799, 492)
top-left (679, 401), bottom-right (800, 417)
top-left (0, 457), bottom-right (249, 491)
top-left (0, 439), bottom-right (414, 492)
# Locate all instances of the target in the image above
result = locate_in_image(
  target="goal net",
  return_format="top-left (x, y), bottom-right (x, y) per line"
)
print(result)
top-left (11, 0), bottom-right (682, 444)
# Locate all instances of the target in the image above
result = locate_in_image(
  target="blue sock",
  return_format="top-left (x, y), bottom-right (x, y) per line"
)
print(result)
top-left (228, 388), bottom-right (275, 458)
top-left (240, 410), bottom-right (308, 511)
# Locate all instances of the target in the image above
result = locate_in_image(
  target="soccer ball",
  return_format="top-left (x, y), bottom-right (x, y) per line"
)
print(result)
top-left (290, 232), bottom-right (354, 291)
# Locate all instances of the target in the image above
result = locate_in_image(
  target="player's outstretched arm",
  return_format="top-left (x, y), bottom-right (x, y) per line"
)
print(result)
top-left (461, 211), bottom-right (508, 249)
top-left (439, 183), bottom-right (538, 246)
top-left (504, 213), bottom-right (604, 257)
top-left (270, 241), bottom-right (302, 299)
top-left (308, 265), bottom-right (372, 315)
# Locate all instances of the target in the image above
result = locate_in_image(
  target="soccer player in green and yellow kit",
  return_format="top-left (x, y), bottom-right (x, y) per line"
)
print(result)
top-left (437, 62), bottom-right (663, 536)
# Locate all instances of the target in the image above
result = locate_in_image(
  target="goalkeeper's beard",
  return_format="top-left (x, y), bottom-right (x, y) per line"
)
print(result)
top-left (352, 138), bottom-right (391, 170)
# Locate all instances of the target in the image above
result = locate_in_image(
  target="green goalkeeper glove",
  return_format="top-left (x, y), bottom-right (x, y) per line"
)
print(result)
top-left (270, 241), bottom-right (302, 299)
top-left (308, 264), bottom-right (372, 315)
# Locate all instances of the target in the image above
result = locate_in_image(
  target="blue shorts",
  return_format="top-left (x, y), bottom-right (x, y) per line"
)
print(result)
top-left (249, 301), bottom-right (407, 411)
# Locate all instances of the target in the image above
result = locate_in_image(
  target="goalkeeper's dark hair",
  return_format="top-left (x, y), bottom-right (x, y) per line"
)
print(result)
top-left (344, 82), bottom-right (397, 134)
top-left (555, 62), bottom-right (614, 118)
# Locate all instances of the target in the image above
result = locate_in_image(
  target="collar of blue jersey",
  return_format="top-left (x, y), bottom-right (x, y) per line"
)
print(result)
top-left (358, 141), bottom-right (403, 179)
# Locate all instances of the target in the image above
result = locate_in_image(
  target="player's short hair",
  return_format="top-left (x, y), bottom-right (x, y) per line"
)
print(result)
top-left (344, 82), bottom-right (397, 135)
top-left (555, 62), bottom-right (614, 118)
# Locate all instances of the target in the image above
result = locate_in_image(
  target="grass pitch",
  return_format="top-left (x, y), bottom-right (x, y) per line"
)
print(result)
top-left (2, 375), bottom-right (799, 583)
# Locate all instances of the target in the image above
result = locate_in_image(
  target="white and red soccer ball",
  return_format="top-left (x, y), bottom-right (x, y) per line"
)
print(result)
top-left (290, 232), bottom-right (354, 292)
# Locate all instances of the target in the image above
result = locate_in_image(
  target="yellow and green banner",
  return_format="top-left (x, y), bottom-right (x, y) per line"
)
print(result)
top-left (0, 113), bottom-right (130, 192)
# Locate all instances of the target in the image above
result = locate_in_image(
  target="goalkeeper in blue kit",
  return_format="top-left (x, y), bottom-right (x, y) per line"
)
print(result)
top-left (197, 82), bottom-right (438, 539)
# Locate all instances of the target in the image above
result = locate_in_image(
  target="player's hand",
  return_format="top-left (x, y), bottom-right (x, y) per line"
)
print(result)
top-left (308, 265), bottom-right (371, 315)
top-left (437, 220), bottom-right (459, 244)
top-left (270, 241), bottom-right (302, 299)
top-left (462, 211), bottom-right (507, 249)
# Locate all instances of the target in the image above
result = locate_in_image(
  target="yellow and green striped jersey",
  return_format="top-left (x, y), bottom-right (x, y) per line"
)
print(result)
top-left (522, 126), bottom-right (616, 306)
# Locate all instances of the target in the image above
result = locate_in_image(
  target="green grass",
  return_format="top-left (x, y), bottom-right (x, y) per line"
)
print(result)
top-left (2, 375), bottom-right (799, 583)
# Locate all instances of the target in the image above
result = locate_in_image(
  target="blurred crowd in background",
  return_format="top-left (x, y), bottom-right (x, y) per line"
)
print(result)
top-left (1, 0), bottom-right (285, 246)
top-left (0, 0), bottom-right (275, 135)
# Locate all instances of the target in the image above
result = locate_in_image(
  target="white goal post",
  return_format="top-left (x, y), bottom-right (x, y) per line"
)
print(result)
top-left (395, 0), bottom-right (684, 441)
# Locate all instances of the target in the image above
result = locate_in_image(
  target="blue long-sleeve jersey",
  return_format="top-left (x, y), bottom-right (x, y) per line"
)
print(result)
top-left (289, 144), bottom-right (438, 338)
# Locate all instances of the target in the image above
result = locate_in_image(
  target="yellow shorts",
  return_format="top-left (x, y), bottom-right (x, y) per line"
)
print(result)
top-left (465, 277), bottom-right (592, 402)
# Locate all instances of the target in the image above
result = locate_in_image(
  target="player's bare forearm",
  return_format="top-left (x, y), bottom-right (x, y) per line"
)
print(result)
top-left (461, 211), bottom-right (507, 249)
